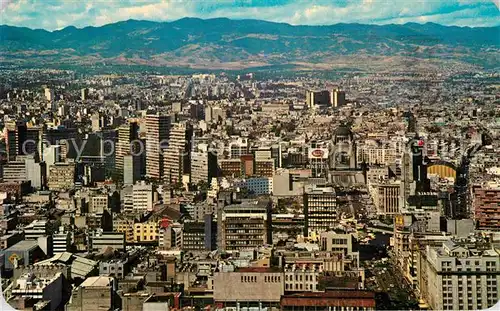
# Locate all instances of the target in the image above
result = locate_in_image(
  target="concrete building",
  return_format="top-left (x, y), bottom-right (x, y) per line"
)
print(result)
top-left (123, 154), bottom-right (141, 185)
top-left (89, 194), bottom-right (109, 215)
top-left (182, 215), bottom-right (217, 252)
top-left (369, 180), bottom-right (401, 215)
top-left (221, 199), bottom-right (272, 252)
top-left (472, 182), bottom-right (500, 230)
top-left (272, 169), bottom-right (310, 197)
top-left (190, 143), bottom-right (218, 185)
top-left (133, 182), bottom-right (154, 212)
top-left (417, 239), bottom-right (500, 310)
top-left (90, 231), bottom-right (125, 252)
top-left (146, 114), bottom-right (172, 179)
top-left (24, 220), bottom-right (49, 240)
top-left (47, 162), bottom-right (75, 191)
top-left (303, 185), bottom-right (338, 236)
top-left (133, 221), bottom-right (159, 243)
top-left (66, 276), bottom-right (118, 311)
top-left (229, 137), bottom-right (249, 159)
top-left (113, 218), bottom-right (135, 243)
top-left (163, 122), bottom-right (193, 183)
top-left (44, 87), bottom-right (55, 102)
top-left (331, 89), bottom-right (346, 107)
top-left (52, 229), bottom-right (71, 254)
top-left (116, 121), bottom-right (139, 180)
top-left (280, 291), bottom-right (376, 311)
top-left (9, 271), bottom-right (64, 310)
top-left (3, 240), bottom-right (45, 270)
top-left (214, 268), bottom-right (284, 307)
top-left (306, 90), bottom-right (330, 108)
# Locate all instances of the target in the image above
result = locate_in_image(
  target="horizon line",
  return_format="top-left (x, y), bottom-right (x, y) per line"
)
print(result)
top-left (1, 16), bottom-right (499, 32)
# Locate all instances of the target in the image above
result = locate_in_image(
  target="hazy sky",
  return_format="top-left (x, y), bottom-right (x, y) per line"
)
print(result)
top-left (1, 0), bottom-right (499, 30)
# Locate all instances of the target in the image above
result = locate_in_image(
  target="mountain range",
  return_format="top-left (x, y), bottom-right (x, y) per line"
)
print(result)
top-left (0, 18), bottom-right (498, 71)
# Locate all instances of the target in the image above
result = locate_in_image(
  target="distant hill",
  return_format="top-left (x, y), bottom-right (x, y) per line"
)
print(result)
top-left (0, 18), bottom-right (498, 70)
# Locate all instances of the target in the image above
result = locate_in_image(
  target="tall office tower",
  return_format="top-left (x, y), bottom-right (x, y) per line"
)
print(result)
top-left (399, 150), bottom-right (413, 209)
top-left (116, 121), bottom-right (139, 180)
top-left (146, 114), bottom-right (172, 180)
top-left (410, 138), bottom-right (430, 193)
top-left (331, 89), bottom-right (346, 107)
top-left (44, 87), bottom-right (54, 102)
top-left (303, 184), bottom-right (338, 236)
top-left (99, 128), bottom-right (117, 179)
top-left (4, 121), bottom-right (17, 161)
top-left (43, 127), bottom-right (77, 146)
top-left (91, 113), bottom-right (107, 132)
top-left (191, 142), bottom-right (218, 185)
top-left (4, 121), bottom-right (41, 161)
top-left (305, 90), bottom-right (330, 108)
top-left (163, 122), bottom-right (193, 184)
top-left (123, 155), bottom-right (140, 185)
top-left (81, 88), bottom-right (89, 101)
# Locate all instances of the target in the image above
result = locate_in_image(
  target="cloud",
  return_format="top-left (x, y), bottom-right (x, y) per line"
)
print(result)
top-left (0, 0), bottom-right (498, 30)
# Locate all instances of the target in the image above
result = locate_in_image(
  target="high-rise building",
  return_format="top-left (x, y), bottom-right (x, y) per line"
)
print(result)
top-left (306, 90), bottom-right (330, 108)
top-left (123, 155), bottom-right (140, 185)
top-left (163, 122), bottom-right (193, 183)
top-left (44, 87), bottom-right (54, 102)
top-left (146, 114), bottom-right (172, 180)
top-left (303, 184), bottom-right (338, 236)
top-left (331, 89), bottom-right (346, 107)
top-left (472, 182), bottom-right (500, 230)
top-left (4, 121), bottom-right (41, 161)
top-left (191, 143), bottom-right (218, 185)
top-left (116, 121), bottom-right (139, 180)
top-left (220, 198), bottom-right (272, 252)
top-left (81, 88), bottom-right (89, 101)
top-left (369, 180), bottom-right (401, 215)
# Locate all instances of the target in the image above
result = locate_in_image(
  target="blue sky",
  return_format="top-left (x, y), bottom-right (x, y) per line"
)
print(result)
top-left (1, 0), bottom-right (499, 30)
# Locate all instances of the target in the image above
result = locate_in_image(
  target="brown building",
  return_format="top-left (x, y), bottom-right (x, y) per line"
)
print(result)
top-left (472, 182), bottom-right (500, 230)
top-left (220, 159), bottom-right (242, 177)
top-left (255, 159), bottom-right (275, 177)
top-left (241, 154), bottom-right (254, 177)
top-left (280, 290), bottom-right (376, 311)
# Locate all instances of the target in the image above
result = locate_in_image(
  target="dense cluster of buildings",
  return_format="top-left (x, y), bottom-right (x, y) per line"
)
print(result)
top-left (0, 68), bottom-right (498, 311)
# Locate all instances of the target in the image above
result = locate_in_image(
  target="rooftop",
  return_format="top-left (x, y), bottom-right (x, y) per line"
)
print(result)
top-left (80, 276), bottom-right (113, 288)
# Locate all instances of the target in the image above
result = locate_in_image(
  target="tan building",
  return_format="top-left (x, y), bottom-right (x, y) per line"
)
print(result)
top-left (417, 240), bottom-right (500, 310)
top-left (116, 121), bottom-right (139, 180)
top-left (113, 218), bottom-right (135, 243)
top-left (89, 194), bottom-right (108, 215)
top-left (146, 114), bottom-right (171, 179)
top-left (47, 162), bottom-right (75, 191)
top-left (66, 276), bottom-right (118, 311)
top-left (370, 180), bottom-right (401, 215)
top-left (214, 268), bottom-right (284, 306)
top-left (163, 122), bottom-right (192, 183)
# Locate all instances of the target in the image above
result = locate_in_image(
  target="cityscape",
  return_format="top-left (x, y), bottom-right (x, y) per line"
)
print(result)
top-left (0, 1), bottom-right (499, 311)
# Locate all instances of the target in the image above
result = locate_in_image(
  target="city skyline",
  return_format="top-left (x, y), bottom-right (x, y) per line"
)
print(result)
top-left (1, 0), bottom-right (499, 31)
